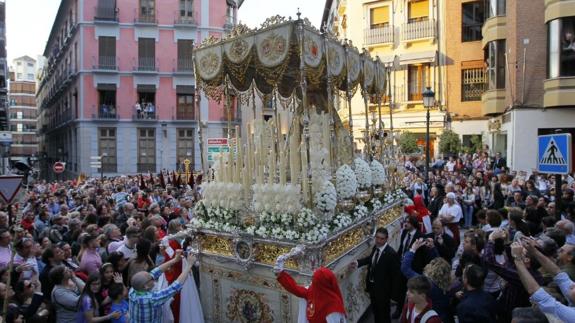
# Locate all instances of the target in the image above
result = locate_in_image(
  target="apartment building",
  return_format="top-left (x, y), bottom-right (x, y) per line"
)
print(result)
top-left (0, 1), bottom-right (9, 174)
top-left (445, 0), bottom-right (489, 148)
top-left (9, 56), bottom-right (38, 163)
top-left (37, 0), bottom-right (237, 179)
top-left (480, 0), bottom-right (575, 171)
top-left (323, 0), bottom-right (448, 157)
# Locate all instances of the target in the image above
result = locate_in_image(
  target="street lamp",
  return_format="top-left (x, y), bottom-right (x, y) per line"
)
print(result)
top-left (422, 87), bottom-right (435, 185)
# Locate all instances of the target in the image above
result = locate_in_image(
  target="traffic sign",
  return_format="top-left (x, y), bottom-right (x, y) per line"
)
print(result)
top-left (53, 162), bottom-right (66, 174)
top-left (207, 138), bottom-right (236, 162)
top-left (0, 176), bottom-right (23, 203)
top-left (538, 133), bottom-right (572, 174)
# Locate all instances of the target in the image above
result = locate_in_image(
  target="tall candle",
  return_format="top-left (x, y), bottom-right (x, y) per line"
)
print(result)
top-left (279, 148), bottom-right (286, 185)
top-left (322, 113), bottom-right (331, 170)
top-left (255, 151), bottom-right (262, 185)
top-left (300, 142), bottom-right (309, 206)
top-left (269, 147), bottom-right (276, 184)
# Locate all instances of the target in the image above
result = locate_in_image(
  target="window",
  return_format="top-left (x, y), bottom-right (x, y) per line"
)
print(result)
top-left (27, 73), bottom-right (34, 80)
top-left (548, 17), bottom-right (575, 78)
top-left (16, 62), bottom-right (21, 66)
top-left (177, 40), bottom-right (194, 71)
top-left (407, 64), bottom-right (430, 101)
top-left (177, 86), bottom-right (195, 119)
top-left (485, 40), bottom-right (506, 90)
top-left (98, 85), bottom-right (116, 118)
top-left (98, 36), bottom-right (116, 69)
top-left (462, 2), bottom-right (484, 42)
top-left (180, 0), bottom-right (193, 17)
top-left (17, 112), bottom-right (22, 119)
top-left (370, 6), bottom-right (389, 29)
top-left (27, 63), bottom-right (33, 67)
top-left (99, 128), bottom-right (117, 172)
top-left (485, 0), bottom-right (505, 19)
top-left (17, 124), bottom-right (22, 132)
top-left (138, 38), bottom-right (155, 70)
top-left (138, 128), bottom-right (156, 172)
top-left (177, 129), bottom-right (194, 169)
top-left (16, 73), bottom-right (21, 79)
top-left (140, 0), bottom-right (155, 18)
top-left (462, 68), bottom-right (486, 101)
top-left (408, 0), bottom-right (429, 23)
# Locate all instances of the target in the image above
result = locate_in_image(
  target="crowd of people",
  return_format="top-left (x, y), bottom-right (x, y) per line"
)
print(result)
top-left (0, 146), bottom-right (574, 323)
top-left (352, 148), bottom-right (575, 323)
top-left (0, 175), bottom-right (203, 323)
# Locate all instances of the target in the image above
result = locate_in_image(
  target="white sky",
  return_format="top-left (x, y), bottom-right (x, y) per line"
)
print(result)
top-left (238, 0), bottom-right (324, 29)
top-left (5, 0), bottom-right (325, 64)
top-left (6, 0), bottom-right (61, 63)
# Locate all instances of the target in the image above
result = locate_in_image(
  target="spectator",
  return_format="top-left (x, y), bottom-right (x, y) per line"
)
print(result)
top-left (78, 234), bottom-right (103, 275)
top-left (399, 276), bottom-right (441, 323)
top-left (77, 272), bottom-right (121, 322)
top-left (438, 192), bottom-right (463, 246)
top-left (51, 265), bottom-right (85, 323)
top-left (129, 251), bottom-right (195, 322)
top-left (427, 219), bottom-right (456, 263)
top-left (456, 264), bottom-right (497, 323)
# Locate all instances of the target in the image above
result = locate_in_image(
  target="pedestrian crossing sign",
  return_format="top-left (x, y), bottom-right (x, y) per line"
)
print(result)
top-left (538, 133), bottom-right (572, 174)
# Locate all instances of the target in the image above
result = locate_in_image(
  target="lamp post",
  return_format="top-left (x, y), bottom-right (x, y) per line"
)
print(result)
top-left (422, 87), bottom-right (435, 185)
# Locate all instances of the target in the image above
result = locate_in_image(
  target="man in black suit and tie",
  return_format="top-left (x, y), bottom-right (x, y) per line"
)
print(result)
top-left (393, 215), bottom-right (424, 319)
top-left (350, 227), bottom-right (399, 323)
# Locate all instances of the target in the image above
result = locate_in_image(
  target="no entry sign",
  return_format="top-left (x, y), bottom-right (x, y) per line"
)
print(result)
top-left (53, 162), bottom-right (65, 174)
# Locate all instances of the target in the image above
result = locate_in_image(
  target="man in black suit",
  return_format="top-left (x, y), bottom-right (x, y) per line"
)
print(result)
top-left (426, 218), bottom-right (457, 263)
top-left (428, 186), bottom-right (445, 220)
top-left (393, 215), bottom-right (424, 318)
top-left (350, 227), bottom-right (399, 323)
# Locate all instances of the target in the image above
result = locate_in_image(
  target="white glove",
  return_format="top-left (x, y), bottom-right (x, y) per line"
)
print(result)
top-left (273, 254), bottom-right (287, 273)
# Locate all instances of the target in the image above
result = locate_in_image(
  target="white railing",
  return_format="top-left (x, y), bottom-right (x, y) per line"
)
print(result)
top-left (401, 19), bottom-right (436, 41)
top-left (364, 26), bottom-right (394, 45)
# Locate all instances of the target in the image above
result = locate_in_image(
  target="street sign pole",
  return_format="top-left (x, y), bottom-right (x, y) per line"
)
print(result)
top-left (556, 174), bottom-right (562, 220)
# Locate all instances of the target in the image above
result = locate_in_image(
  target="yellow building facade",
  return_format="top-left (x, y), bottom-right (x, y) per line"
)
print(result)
top-left (323, 0), bottom-right (489, 156)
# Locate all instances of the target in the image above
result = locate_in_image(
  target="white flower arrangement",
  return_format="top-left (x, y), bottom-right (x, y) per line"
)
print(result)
top-left (354, 158), bottom-right (372, 189)
top-left (371, 198), bottom-right (383, 213)
top-left (336, 165), bottom-right (358, 200)
top-left (252, 184), bottom-right (302, 214)
top-left (302, 224), bottom-right (330, 243)
top-left (353, 205), bottom-right (369, 220)
top-left (315, 181), bottom-right (337, 214)
top-left (383, 189), bottom-right (406, 204)
top-left (258, 211), bottom-right (294, 227)
top-left (331, 213), bottom-right (353, 230)
top-left (296, 208), bottom-right (318, 229)
top-left (370, 160), bottom-right (387, 186)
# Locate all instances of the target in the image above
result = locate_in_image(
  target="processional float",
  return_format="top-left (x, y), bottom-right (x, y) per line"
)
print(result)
top-left (180, 14), bottom-right (407, 322)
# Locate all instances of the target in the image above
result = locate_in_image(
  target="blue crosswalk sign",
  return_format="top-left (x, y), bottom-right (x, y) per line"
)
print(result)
top-left (538, 134), bottom-right (572, 174)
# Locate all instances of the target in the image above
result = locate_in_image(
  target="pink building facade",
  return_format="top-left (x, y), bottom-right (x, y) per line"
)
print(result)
top-left (37, 0), bottom-right (236, 178)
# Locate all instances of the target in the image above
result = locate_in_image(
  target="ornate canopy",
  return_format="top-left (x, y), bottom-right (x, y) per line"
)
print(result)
top-left (193, 16), bottom-right (388, 101)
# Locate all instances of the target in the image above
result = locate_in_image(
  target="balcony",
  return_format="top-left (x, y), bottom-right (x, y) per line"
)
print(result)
top-left (401, 19), bottom-right (436, 43)
top-left (364, 25), bottom-right (394, 46)
top-left (133, 110), bottom-right (157, 121)
top-left (135, 11), bottom-right (157, 25)
top-left (95, 105), bottom-right (117, 119)
top-left (94, 6), bottom-right (119, 22)
top-left (137, 163), bottom-right (156, 173)
top-left (135, 57), bottom-right (157, 73)
top-left (481, 16), bottom-right (507, 48)
top-left (545, 0), bottom-right (575, 23)
top-left (174, 13), bottom-right (197, 27)
top-left (544, 77), bottom-right (575, 108)
top-left (176, 111), bottom-right (195, 120)
top-left (481, 89), bottom-right (506, 116)
top-left (95, 56), bottom-right (117, 71)
top-left (176, 58), bottom-right (193, 73)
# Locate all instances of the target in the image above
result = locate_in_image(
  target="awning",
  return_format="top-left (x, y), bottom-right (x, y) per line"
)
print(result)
top-left (137, 84), bottom-right (156, 93)
top-left (97, 83), bottom-right (116, 91)
top-left (399, 51), bottom-right (437, 65)
top-left (176, 85), bottom-right (195, 94)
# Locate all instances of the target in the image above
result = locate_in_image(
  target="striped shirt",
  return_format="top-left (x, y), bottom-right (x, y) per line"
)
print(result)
top-left (128, 268), bottom-right (183, 323)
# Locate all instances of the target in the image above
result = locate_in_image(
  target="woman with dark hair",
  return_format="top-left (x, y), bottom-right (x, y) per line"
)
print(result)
top-left (5, 279), bottom-right (46, 323)
top-left (525, 180), bottom-right (541, 197)
top-left (39, 245), bottom-right (65, 302)
top-left (77, 272), bottom-right (120, 323)
top-left (524, 207), bottom-right (543, 236)
top-left (127, 239), bottom-right (154, 284)
top-left (489, 183), bottom-right (505, 210)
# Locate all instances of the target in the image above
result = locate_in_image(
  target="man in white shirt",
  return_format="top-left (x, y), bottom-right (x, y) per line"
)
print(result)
top-left (439, 192), bottom-right (463, 246)
top-left (116, 226), bottom-right (140, 260)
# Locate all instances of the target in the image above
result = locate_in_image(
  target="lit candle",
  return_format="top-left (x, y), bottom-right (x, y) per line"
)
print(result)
top-left (235, 126), bottom-right (242, 183)
top-left (255, 151), bottom-right (262, 185)
top-left (279, 148), bottom-right (286, 185)
top-left (322, 113), bottom-right (331, 170)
